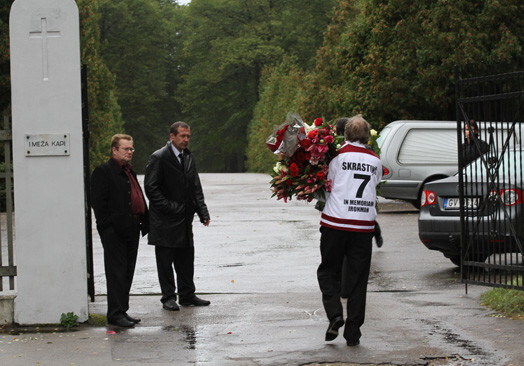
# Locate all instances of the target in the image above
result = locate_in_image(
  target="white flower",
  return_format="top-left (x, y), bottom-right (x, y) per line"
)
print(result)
top-left (370, 129), bottom-right (377, 136)
top-left (304, 123), bottom-right (315, 133)
top-left (273, 162), bottom-right (287, 174)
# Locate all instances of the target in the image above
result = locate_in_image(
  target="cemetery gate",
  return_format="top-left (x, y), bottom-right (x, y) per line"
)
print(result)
top-left (455, 59), bottom-right (524, 291)
top-left (82, 65), bottom-right (95, 302)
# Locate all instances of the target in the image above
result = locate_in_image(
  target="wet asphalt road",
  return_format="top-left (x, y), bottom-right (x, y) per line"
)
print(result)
top-left (1, 173), bottom-right (523, 365)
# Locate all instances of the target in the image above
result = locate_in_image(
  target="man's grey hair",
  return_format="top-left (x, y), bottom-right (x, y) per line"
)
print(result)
top-left (170, 121), bottom-right (190, 135)
top-left (344, 114), bottom-right (371, 144)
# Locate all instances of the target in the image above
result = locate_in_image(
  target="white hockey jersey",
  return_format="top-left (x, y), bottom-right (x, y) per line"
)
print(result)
top-left (320, 141), bottom-right (382, 232)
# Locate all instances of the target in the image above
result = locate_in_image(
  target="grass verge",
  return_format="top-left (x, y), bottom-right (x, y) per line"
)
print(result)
top-left (480, 277), bottom-right (524, 320)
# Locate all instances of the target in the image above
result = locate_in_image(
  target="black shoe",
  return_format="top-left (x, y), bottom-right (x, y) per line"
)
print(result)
top-left (346, 339), bottom-right (360, 346)
top-left (125, 314), bottom-right (141, 323)
top-left (325, 316), bottom-right (344, 341)
top-left (162, 298), bottom-right (180, 311)
top-left (179, 296), bottom-right (210, 306)
top-left (108, 316), bottom-right (135, 328)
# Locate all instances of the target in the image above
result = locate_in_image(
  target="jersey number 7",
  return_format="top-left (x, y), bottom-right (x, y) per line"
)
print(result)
top-left (354, 174), bottom-right (371, 198)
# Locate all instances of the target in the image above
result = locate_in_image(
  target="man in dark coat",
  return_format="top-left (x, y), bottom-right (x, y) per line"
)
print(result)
top-left (144, 121), bottom-right (210, 311)
top-left (91, 134), bottom-right (149, 328)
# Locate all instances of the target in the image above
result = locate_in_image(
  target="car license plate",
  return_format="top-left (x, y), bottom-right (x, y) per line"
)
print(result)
top-left (444, 198), bottom-right (479, 209)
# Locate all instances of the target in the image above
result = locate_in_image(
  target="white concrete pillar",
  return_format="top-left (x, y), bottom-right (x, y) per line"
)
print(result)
top-left (10, 0), bottom-right (87, 324)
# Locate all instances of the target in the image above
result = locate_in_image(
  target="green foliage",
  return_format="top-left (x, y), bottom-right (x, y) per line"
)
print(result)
top-left (178, 0), bottom-right (336, 172)
top-left (480, 277), bottom-right (524, 319)
top-left (246, 0), bottom-right (524, 172)
top-left (5, 0), bottom-right (523, 175)
top-left (60, 312), bottom-right (79, 330)
top-left (77, 0), bottom-right (124, 170)
top-left (302, 0), bottom-right (524, 129)
top-left (271, 0), bottom-right (339, 71)
top-left (248, 0), bottom-right (524, 173)
top-left (299, 0), bottom-right (363, 123)
top-left (98, 0), bottom-right (184, 172)
top-left (246, 58), bottom-right (310, 172)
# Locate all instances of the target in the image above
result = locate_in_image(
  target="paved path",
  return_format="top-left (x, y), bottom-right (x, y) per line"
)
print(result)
top-left (0, 173), bottom-right (522, 366)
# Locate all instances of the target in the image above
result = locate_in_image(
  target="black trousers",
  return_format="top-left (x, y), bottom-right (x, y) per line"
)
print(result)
top-left (317, 226), bottom-right (373, 342)
top-left (155, 246), bottom-right (196, 303)
top-left (100, 222), bottom-right (140, 320)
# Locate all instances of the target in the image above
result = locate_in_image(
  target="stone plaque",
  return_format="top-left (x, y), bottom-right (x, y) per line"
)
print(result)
top-left (25, 133), bottom-right (70, 156)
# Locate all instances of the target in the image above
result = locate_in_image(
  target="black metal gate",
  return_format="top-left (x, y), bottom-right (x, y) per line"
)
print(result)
top-left (455, 59), bottom-right (524, 290)
top-left (81, 65), bottom-right (95, 302)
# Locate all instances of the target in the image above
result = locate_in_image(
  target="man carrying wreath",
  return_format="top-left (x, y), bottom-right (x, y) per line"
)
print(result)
top-left (317, 115), bottom-right (382, 346)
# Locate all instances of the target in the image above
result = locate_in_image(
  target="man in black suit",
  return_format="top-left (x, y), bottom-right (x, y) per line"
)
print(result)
top-left (145, 121), bottom-right (210, 311)
top-left (91, 134), bottom-right (148, 328)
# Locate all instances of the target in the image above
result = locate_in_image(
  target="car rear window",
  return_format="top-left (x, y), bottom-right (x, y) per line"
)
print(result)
top-left (398, 129), bottom-right (458, 164)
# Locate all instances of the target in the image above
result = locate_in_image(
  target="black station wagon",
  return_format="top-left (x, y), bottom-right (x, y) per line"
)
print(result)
top-left (418, 148), bottom-right (524, 266)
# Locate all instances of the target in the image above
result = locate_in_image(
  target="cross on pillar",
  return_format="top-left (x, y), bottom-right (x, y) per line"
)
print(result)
top-left (29, 17), bottom-right (61, 81)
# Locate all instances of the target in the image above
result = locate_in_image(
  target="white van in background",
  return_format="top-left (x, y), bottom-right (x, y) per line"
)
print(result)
top-left (377, 120), bottom-right (457, 208)
top-left (377, 120), bottom-right (522, 208)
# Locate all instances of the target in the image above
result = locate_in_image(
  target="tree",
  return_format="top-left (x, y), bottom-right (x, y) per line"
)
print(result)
top-left (298, 0), bottom-right (363, 123)
top-left (178, 0), bottom-right (336, 171)
top-left (302, 0), bottom-right (524, 128)
top-left (246, 0), bottom-right (524, 172)
top-left (98, 0), bottom-right (183, 172)
top-left (246, 58), bottom-right (309, 172)
top-left (77, 0), bottom-right (124, 169)
top-left (245, 0), bottom-right (359, 172)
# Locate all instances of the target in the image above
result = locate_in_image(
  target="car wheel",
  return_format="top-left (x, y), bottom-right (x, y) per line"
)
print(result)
top-left (460, 252), bottom-right (490, 263)
top-left (470, 252), bottom-right (490, 263)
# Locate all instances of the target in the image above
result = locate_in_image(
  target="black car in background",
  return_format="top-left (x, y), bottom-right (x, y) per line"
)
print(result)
top-left (418, 148), bottom-right (523, 266)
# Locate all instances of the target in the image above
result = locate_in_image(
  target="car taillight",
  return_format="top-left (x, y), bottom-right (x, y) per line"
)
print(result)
top-left (499, 188), bottom-right (522, 206)
top-left (421, 190), bottom-right (436, 207)
top-left (383, 166), bottom-right (390, 176)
